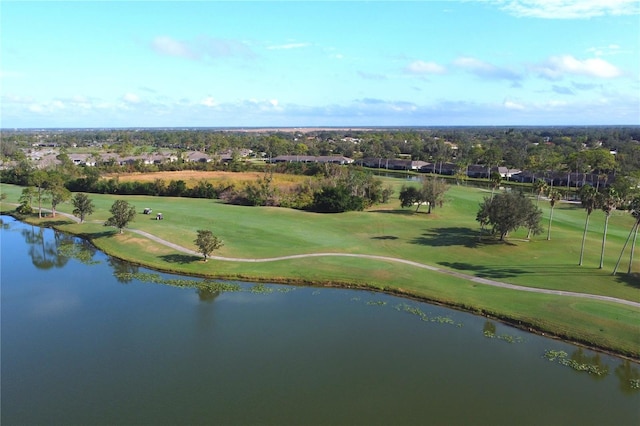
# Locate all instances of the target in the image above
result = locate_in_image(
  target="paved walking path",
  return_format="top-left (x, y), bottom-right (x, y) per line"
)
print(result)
top-left (129, 229), bottom-right (640, 309)
top-left (16, 208), bottom-right (640, 309)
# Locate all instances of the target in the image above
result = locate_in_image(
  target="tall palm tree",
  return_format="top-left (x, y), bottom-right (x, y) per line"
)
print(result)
top-left (490, 172), bottom-right (502, 199)
top-left (578, 185), bottom-right (598, 266)
top-left (612, 196), bottom-right (640, 275)
top-left (598, 187), bottom-right (619, 269)
top-left (546, 188), bottom-right (561, 241)
top-left (533, 179), bottom-right (548, 206)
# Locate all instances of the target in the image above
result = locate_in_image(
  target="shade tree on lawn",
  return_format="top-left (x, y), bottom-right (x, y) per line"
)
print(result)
top-left (71, 193), bottom-right (95, 223)
top-left (104, 200), bottom-right (136, 233)
top-left (194, 229), bottom-right (224, 262)
top-left (476, 191), bottom-right (542, 241)
top-left (399, 177), bottom-right (449, 214)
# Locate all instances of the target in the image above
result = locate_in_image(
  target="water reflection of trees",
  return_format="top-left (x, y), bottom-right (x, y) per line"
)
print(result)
top-left (483, 320), bottom-right (496, 336)
top-left (615, 360), bottom-right (640, 394)
top-left (570, 348), bottom-right (609, 380)
top-left (20, 224), bottom-right (99, 269)
top-left (22, 225), bottom-right (70, 269)
top-left (197, 287), bottom-right (220, 303)
top-left (109, 258), bottom-right (139, 283)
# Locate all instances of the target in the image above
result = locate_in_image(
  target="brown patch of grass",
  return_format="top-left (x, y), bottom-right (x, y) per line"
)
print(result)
top-left (103, 171), bottom-right (308, 190)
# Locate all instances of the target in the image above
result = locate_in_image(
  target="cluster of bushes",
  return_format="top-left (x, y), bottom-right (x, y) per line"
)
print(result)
top-left (51, 166), bottom-right (391, 213)
top-left (217, 168), bottom-right (393, 213)
top-left (65, 176), bottom-right (226, 199)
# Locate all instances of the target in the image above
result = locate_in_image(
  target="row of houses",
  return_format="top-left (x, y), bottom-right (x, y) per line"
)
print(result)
top-left (269, 155), bottom-right (613, 187)
top-left (267, 155), bottom-right (354, 165)
top-left (356, 158), bottom-right (521, 179)
top-left (18, 149), bottom-right (614, 188)
top-left (67, 149), bottom-right (252, 167)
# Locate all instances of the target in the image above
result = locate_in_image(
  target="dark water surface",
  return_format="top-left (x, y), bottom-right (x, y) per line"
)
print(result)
top-left (1, 216), bottom-right (638, 425)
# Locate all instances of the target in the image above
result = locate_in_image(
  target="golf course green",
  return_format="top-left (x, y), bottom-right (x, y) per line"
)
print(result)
top-left (2, 180), bottom-right (638, 360)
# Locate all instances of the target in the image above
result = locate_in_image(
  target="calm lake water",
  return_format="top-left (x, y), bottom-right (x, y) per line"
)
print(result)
top-left (1, 215), bottom-right (639, 425)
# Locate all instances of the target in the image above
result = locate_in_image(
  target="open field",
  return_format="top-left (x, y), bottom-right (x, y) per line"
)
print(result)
top-left (103, 170), bottom-right (309, 190)
top-left (1, 176), bottom-right (639, 359)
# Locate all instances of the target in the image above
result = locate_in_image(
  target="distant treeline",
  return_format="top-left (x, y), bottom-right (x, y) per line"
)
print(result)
top-left (3, 126), bottom-right (640, 175)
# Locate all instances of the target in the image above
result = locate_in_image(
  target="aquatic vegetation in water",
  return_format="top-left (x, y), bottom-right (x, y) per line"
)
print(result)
top-left (543, 350), bottom-right (609, 376)
top-left (366, 300), bottom-right (387, 306)
top-left (113, 272), bottom-right (242, 292)
top-left (393, 303), bottom-right (462, 327)
top-left (483, 330), bottom-right (524, 343)
top-left (482, 320), bottom-right (523, 343)
top-left (250, 284), bottom-right (274, 294)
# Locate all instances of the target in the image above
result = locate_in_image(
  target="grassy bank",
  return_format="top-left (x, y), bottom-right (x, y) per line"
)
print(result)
top-left (2, 181), bottom-right (638, 359)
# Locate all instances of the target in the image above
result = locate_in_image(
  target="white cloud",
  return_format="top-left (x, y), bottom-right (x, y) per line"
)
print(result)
top-left (587, 44), bottom-right (623, 57)
top-left (496, 0), bottom-right (640, 19)
top-left (504, 100), bottom-right (526, 110)
top-left (267, 43), bottom-right (310, 50)
top-left (150, 35), bottom-right (255, 61)
top-left (1, 93), bottom-right (34, 104)
top-left (537, 55), bottom-right (622, 79)
top-left (200, 96), bottom-right (217, 107)
top-left (453, 56), bottom-right (521, 81)
top-left (358, 71), bottom-right (388, 80)
top-left (405, 60), bottom-right (447, 74)
top-left (123, 93), bottom-right (141, 104)
top-left (151, 36), bottom-right (197, 59)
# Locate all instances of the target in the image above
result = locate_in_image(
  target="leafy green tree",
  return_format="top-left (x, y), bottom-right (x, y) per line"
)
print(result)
top-left (49, 184), bottom-right (71, 218)
top-left (420, 176), bottom-right (449, 214)
top-left (46, 172), bottom-right (70, 217)
top-left (72, 193), bottom-right (95, 223)
top-left (546, 188), bottom-right (561, 241)
top-left (105, 200), bottom-right (136, 233)
top-left (399, 185), bottom-right (423, 212)
top-left (311, 185), bottom-right (365, 213)
top-left (597, 188), bottom-right (619, 269)
top-left (476, 191), bottom-right (541, 241)
top-left (578, 185), bottom-right (598, 266)
top-left (244, 170), bottom-right (276, 206)
top-left (17, 187), bottom-right (36, 214)
top-left (525, 206), bottom-right (544, 240)
top-left (194, 229), bottom-right (224, 262)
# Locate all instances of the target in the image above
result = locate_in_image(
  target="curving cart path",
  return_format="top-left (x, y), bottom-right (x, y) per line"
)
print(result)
top-left (16, 208), bottom-right (640, 309)
top-left (127, 228), bottom-right (640, 309)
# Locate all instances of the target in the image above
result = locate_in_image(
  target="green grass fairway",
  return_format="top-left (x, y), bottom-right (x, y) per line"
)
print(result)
top-left (2, 181), bottom-right (639, 359)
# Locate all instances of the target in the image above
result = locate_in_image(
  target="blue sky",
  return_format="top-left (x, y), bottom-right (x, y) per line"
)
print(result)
top-left (2, 1), bottom-right (639, 128)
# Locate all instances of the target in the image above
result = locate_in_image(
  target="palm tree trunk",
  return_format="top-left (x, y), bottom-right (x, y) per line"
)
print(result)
top-left (629, 219), bottom-right (639, 274)
top-left (612, 220), bottom-right (637, 275)
top-left (579, 213), bottom-right (590, 266)
top-left (547, 206), bottom-right (555, 240)
top-left (599, 215), bottom-right (610, 269)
